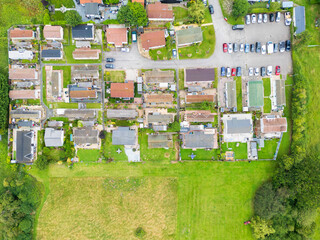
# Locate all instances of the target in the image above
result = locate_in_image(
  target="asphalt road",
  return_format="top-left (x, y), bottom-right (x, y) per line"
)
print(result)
top-left (103, 0), bottom-right (292, 76)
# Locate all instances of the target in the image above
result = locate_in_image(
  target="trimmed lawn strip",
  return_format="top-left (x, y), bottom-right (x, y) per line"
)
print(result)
top-left (180, 148), bottom-right (219, 160)
top-left (77, 149), bottom-right (100, 162)
top-left (173, 7), bottom-right (188, 23)
top-left (178, 69), bottom-right (185, 89)
top-left (264, 98), bottom-right (271, 113)
top-left (235, 76), bottom-right (242, 110)
top-left (262, 78), bottom-right (271, 96)
top-left (258, 139), bottom-right (278, 160)
top-left (106, 70), bottom-right (126, 82)
top-left (221, 142), bottom-right (247, 160)
top-left (52, 65), bottom-right (71, 88)
top-left (86, 103), bottom-right (102, 109)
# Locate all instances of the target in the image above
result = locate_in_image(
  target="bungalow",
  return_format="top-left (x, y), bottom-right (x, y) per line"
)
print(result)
top-left (148, 113), bottom-right (174, 125)
top-left (72, 48), bottom-right (101, 59)
top-left (147, 2), bottom-right (174, 22)
top-left (107, 109), bottom-right (138, 119)
top-left (248, 80), bottom-right (264, 108)
top-left (73, 127), bottom-right (99, 146)
top-left (271, 79), bottom-right (286, 110)
top-left (9, 50), bottom-right (33, 60)
top-left (182, 127), bottom-right (218, 149)
top-left (41, 49), bottom-right (62, 60)
top-left (260, 115), bottom-right (287, 138)
top-left (176, 27), bottom-right (203, 47)
top-left (185, 68), bottom-right (215, 87)
top-left (185, 95), bottom-right (214, 103)
top-left (72, 24), bottom-right (94, 40)
top-left (225, 81), bottom-right (237, 109)
top-left (56, 109), bottom-right (96, 120)
top-left (9, 68), bottom-right (38, 80)
top-left (15, 131), bottom-right (36, 163)
top-left (71, 65), bottom-right (99, 80)
top-left (148, 134), bottom-right (173, 149)
top-left (106, 28), bottom-right (128, 47)
top-left (43, 25), bottom-right (63, 40)
top-left (294, 6), bottom-right (306, 34)
top-left (10, 28), bottom-right (34, 41)
top-left (222, 114), bottom-right (253, 143)
top-left (9, 90), bottom-right (40, 100)
top-left (49, 70), bottom-right (63, 99)
top-left (185, 110), bottom-right (215, 123)
top-left (44, 128), bottom-right (64, 147)
top-left (144, 69), bottom-right (175, 84)
top-left (47, 121), bottom-right (64, 127)
top-left (70, 90), bottom-right (97, 99)
top-left (11, 110), bottom-right (41, 120)
top-left (141, 31), bottom-right (166, 51)
top-left (112, 127), bottom-right (137, 146)
top-left (144, 93), bottom-right (173, 105)
top-left (110, 82), bottom-right (134, 99)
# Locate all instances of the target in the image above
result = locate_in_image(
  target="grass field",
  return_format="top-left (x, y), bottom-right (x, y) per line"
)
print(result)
top-left (258, 139), bottom-right (278, 159)
top-left (77, 149), bottom-right (100, 163)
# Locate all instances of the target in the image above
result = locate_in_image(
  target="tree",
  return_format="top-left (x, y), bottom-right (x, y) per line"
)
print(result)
top-left (117, 2), bottom-right (148, 27)
top-left (43, 9), bottom-right (51, 25)
top-left (251, 216), bottom-right (275, 239)
top-left (65, 10), bottom-right (82, 27)
top-left (232, 0), bottom-right (250, 18)
top-left (0, 73), bottom-right (9, 134)
top-left (188, 0), bottom-right (206, 24)
top-left (104, 0), bottom-right (119, 4)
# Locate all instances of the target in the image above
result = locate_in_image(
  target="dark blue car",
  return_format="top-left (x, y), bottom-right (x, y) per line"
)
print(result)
top-left (236, 67), bottom-right (241, 77)
top-left (221, 67), bottom-right (226, 77)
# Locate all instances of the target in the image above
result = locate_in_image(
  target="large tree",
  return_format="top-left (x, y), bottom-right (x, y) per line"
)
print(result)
top-left (188, 0), bottom-right (206, 24)
top-left (232, 0), bottom-right (250, 18)
top-left (65, 10), bottom-right (82, 27)
top-left (117, 2), bottom-right (148, 27)
top-left (0, 73), bottom-right (9, 134)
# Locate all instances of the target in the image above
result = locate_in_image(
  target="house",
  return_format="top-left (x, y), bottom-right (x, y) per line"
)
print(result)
top-left (73, 127), bottom-right (99, 146)
top-left (106, 28), bottom-right (128, 47)
top-left (69, 90), bottom-right (97, 99)
top-left (50, 70), bottom-right (63, 98)
top-left (11, 110), bottom-right (41, 120)
top-left (17, 120), bottom-right (34, 128)
top-left (80, 0), bottom-right (102, 5)
top-left (72, 48), bottom-right (101, 59)
top-left (185, 68), bottom-right (215, 87)
top-left (185, 110), bottom-right (215, 122)
top-left (248, 80), bottom-right (264, 108)
top-left (41, 49), bottom-right (62, 60)
top-left (148, 113), bottom-right (174, 124)
top-left (294, 6), bottom-right (306, 34)
top-left (9, 68), bottom-right (38, 80)
top-left (110, 82), bottom-right (134, 99)
top-left (176, 27), bottom-right (203, 47)
top-left (188, 86), bottom-right (203, 92)
top-left (144, 93), bottom-right (173, 105)
top-left (260, 116), bottom-right (287, 138)
top-left (56, 109), bottom-right (96, 120)
top-left (72, 25), bottom-right (94, 40)
top-left (47, 121), bottom-right (63, 127)
top-left (15, 131), bottom-right (35, 163)
top-left (147, 2), bottom-right (174, 22)
top-left (9, 50), bottom-right (33, 60)
top-left (112, 127), bottom-right (137, 146)
top-left (148, 134), bottom-right (173, 148)
top-left (43, 25), bottom-right (63, 40)
top-left (225, 81), bottom-right (237, 109)
top-left (10, 28), bottom-right (34, 41)
top-left (141, 31), bottom-right (166, 51)
top-left (185, 95), bottom-right (214, 103)
top-left (85, 3), bottom-right (100, 18)
top-left (44, 128), bottom-right (64, 147)
top-left (132, 0), bottom-right (144, 6)
top-left (107, 109), bottom-right (138, 119)
top-left (144, 69), bottom-right (174, 84)
top-left (182, 128), bottom-right (218, 149)
top-left (71, 65), bottom-right (99, 80)
top-left (9, 90), bottom-right (40, 100)
top-left (222, 114), bottom-right (253, 143)
top-left (271, 79), bottom-right (286, 110)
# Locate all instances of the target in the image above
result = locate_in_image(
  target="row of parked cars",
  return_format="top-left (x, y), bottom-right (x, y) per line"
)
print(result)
top-left (246, 12), bottom-right (281, 24)
top-left (221, 65), bottom-right (280, 77)
top-left (221, 67), bottom-right (242, 77)
top-left (223, 40), bottom-right (291, 54)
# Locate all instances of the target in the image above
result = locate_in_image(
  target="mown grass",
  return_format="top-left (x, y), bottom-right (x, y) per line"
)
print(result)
top-left (49, 0), bottom-right (75, 8)
top-left (178, 69), bottom-right (185, 90)
top-left (106, 70), bottom-right (126, 82)
top-left (264, 98), bottom-right (271, 113)
top-left (258, 139), bottom-right (278, 160)
top-left (77, 149), bottom-right (100, 163)
top-left (173, 7), bottom-right (188, 23)
top-left (262, 78), bottom-right (271, 96)
top-left (103, 132), bottom-right (127, 161)
top-left (180, 148), bottom-right (220, 160)
top-left (235, 76), bottom-right (242, 110)
top-left (218, 0), bottom-right (244, 25)
top-left (221, 142), bottom-right (247, 160)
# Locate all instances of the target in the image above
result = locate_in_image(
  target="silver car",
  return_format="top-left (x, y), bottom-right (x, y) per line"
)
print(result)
top-left (267, 66), bottom-right (273, 76)
top-left (239, 43), bottom-right (244, 52)
top-left (263, 13), bottom-right (268, 23)
top-left (251, 14), bottom-right (257, 24)
top-left (258, 14), bottom-right (263, 24)
top-left (261, 45), bottom-right (266, 54)
top-left (248, 67), bottom-right (254, 76)
top-left (228, 43), bottom-right (233, 53)
top-left (246, 15), bottom-right (251, 25)
top-left (254, 67), bottom-right (260, 76)
top-left (226, 67), bottom-right (231, 77)
top-left (276, 12), bottom-right (281, 22)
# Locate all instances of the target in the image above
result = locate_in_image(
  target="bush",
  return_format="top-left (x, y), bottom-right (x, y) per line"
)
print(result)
top-left (135, 227), bottom-right (146, 238)
top-left (232, 0), bottom-right (250, 18)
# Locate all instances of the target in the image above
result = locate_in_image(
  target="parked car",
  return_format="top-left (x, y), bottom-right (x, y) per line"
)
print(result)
top-left (132, 31), bottom-right (137, 42)
top-left (233, 43), bottom-right (238, 52)
top-left (231, 68), bottom-right (236, 76)
top-left (246, 15), bottom-right (251, 25)
top-left (106, 58), bottom-right (114, 62)
top-left (270, 13), bottom-right (275, 22)
top-left (286, 40), bottom-right (291, 51)
top-left (203, 0), bottom-right (207, 6)
top-left (236, 67), bottom-right (242, 77)
top-left (267, 41), bottom-right (273, 54)
top-left (172, 49), bottom-right (177, 57)
top-left (121, 48), bottom-right (129, 52)
top-left (258, 14), bottom-right (263, 23)
top-left (276, 12), bottom-right (281, 22)
top-left (256, 42), bottom-right (261, 53)
top-left (261, 67), bottom-right (266, 77)
top-left (105, 64), bottom-right (114, 69)
top-left (223, 43), bottom-right (228, 53)
top-left (279, 41), bottom-right (286, 52)
top-left (250, 44), bottom-right (255, 52)
top-left (226, 67), bottom-right (231, 77)
top-left (273, 43), bottom-right (278, 53)
top-left (275, 65), bottom-right (281, 75)
top-left (263, 13), bottom-right (268, 23)
top-left (244, 43), bottom-right (250, 53)
top-left (261, 45), bottom-right (266, 54)
top-left (254, 67), bottom-right (260, 76)
top-left (248, 67), bottom-right (254, 76)
top-left (221, 67), bottom-right (226, 77)
top-left (239, 43), bottom-right (244, 52)
top-left (232, 25), bottom-right (244, 30)
top-left (267, 65), bottom-right (273, 76)
top-left (228, 43), bottom-right (233, 53)
top-left (208, 5), bottom-right (214, 14)
top-left (251, 14), bottom-right (257, 23)
top-left (285, 12), bottom-right (292, 26)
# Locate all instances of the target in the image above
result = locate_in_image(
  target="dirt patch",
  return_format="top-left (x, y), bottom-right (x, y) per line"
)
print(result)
top-left (164, 152), bottom-right (170, 158)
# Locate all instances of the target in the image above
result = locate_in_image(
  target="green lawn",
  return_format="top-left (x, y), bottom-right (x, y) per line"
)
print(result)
top-left (264, 98), bottom-right (271, 113)
top-left (86, 103), bottom-right (102, 109)
top-left (218, 0), bottom-right (244, 25)
top-left (77, 149), bottom-right (100, 163)
top-left (235, 77), bottom-right (243, 110)
top-left (47, 102), bottom-right (78, 109)
top-left (262, 78), bottom-right (271, 96)
top-left (180, 148), bottom-right (220, 160)
top-left (258, 139), bottom-right (278, 160)
top-left (103, 132), bottom-right (127, 161)
top-left (149, 37), bottom-right (176, 60)
top-left (105, 70), bottom-right (126, 82)
top-left (179, 26), bottom-right (215, 59)
top-left (27, 99), bottom-right (41, 105)
top-left (178, 69), bottom-right (185, 90)
top-left (49, 11), bottom-right (66, 22)
top-left (221, 142), bottom-right (247, 160)
top-left (53, 66), bottom-right (71, 88)
top-left (64, 45), bottom-right (102, 64)
top-left (203, 8), bottom-right (213, 24)
top-left (248, 2), bottom-right (281, 14)
top-left (173, 7), bottom-right (188, 23)
top-left (49, 0), bottom-right (75, 8)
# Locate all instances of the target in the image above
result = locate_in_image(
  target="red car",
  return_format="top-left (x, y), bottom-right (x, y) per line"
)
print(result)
top-left (223, 43), bottom-right (228, 53)
top-left (231, 68), bottom-right (236, 76)
top-left (275, 66), bottom-right (280, 75)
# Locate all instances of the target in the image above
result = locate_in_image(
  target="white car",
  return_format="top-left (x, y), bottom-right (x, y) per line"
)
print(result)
top-left (276, 12), bottom-right (281, 22)
top-left (239, 43), bottom-right (244, 52)
top-left (251, 14), bottom-right (257, 24)
top-left (228, 43), bottom-right (233, 53)
top-left (267, 66), bottom-right (273, 76)
top-left (258, 14), bottom-right (263, 24)
top-left (248, 67), bottom-right (254, 76)
top-left (267, 41), bottom-right (274, 54)
top-left (226, 67), bottom-right (231, 77)
top-left (254, 67), bottom-right (260, 76)
top-left (261, 45), bottom-right (266, 54)
top-left (246, 15), bottom-right (251, 25)
top-left (263, 13), bottom-right (268, 23)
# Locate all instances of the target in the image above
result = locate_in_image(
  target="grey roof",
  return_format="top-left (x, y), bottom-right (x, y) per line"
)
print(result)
top-left (153, 125), bottom-right (167, 131)
top-left (275, 80), bottom-right (286, 106)
top-left (44, 128), bottom-right (64, 147)
top-left (186, 68), bottom-right (215, 82)
top-left (85, 3), bottom-right (99, 15)
top-left (188, 86), bottom-right (203, 92)
top-left (148, 134), bottom-right (173, 148)
top-left (282, 1), bottom-right (293, 8)
top-left (76, 41), bottom-right (91, 48)
top-left (294, 6), bottom-right (306, 34)
top-left (145, 70), bottom-right (175, 84)
top-left (112, 127), bottom-right (136, 145)
top-left (250, 141), bottom-right (258, 158)
top-left (73, 127), bottom-right (99, 145)
top-left (52, 71), bottom-right (62, 97)
top-left (72, 25), bottom-right (94, 39)
top-left (16, 131), bottom-right (34, 163)
top-left (183, 131), bottom-right (215, 148)
top-left (17, 121), bottom-right (33, 127)
top-left (225, 81), bottom-right (237, 108)
top-left (148, 114), bottom-right (174, 124)
top-left (63, 109), bottom-right (96, 120)
top-left (107, 109), bottom-right (138, 119)
top-left (226, 118), bottom-right (252, 134)
top-left (14, 81), bottom-right (34, 88)
top-left (11, 110), bottom-right (41, 119)
top-left (71, 65), bottom-right (99, 79)
top-left (177, 27), bottom-right (203, 46)
top-left (41, 49), bottom-right (61, 58)
top-left (47, 121), bottom-right (63, 127)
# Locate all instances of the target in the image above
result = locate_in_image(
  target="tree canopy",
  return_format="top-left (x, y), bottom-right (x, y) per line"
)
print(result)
top-left (117, 2), bottom-right (148, 27)
top-left (65, 10), bottom-right (82, 27)
top-left (0, 73), bottom-right (9, 134)
top-left (188, 0), bottom-right (206, 24)
top-left (232, 0), bottom-right (250, 18)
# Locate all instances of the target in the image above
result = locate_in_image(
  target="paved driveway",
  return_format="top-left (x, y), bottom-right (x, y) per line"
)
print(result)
top-left (103, 0), bottom-right (292, 75)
